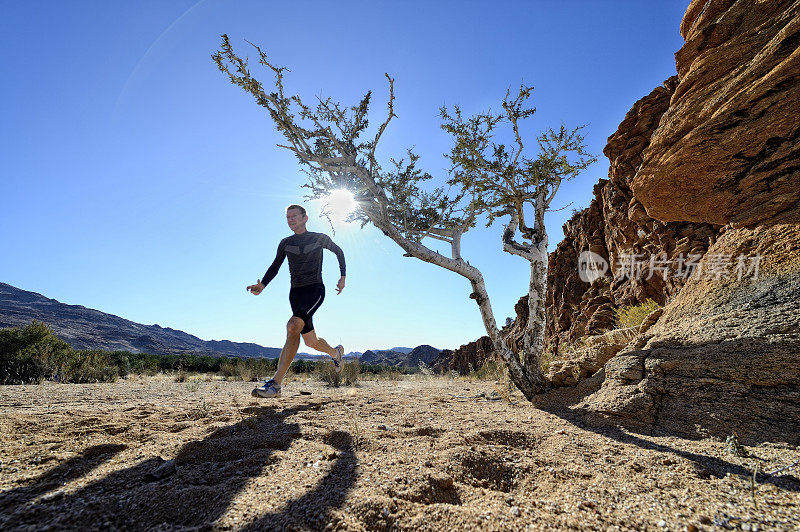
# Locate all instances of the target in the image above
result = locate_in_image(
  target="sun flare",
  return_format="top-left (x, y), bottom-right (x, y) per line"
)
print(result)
top-left (324, 189), bottom-right (357, 223)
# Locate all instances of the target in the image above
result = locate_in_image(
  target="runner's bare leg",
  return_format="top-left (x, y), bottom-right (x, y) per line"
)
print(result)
top-left (301, 329), bottom-right (336, 358)
top-left (273, 316), bottom-right (303, 385)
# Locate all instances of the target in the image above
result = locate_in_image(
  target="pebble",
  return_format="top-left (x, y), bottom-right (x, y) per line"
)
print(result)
top-left (657, 520), bottom-right (667, 528)
top-left (510, 506), bottom-right (521, 517)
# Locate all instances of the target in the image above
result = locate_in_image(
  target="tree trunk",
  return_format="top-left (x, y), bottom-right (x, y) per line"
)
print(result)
top-left (521, 245), bottom-right (549, 392)
top-left (467, 277), bottom-right (539, 400)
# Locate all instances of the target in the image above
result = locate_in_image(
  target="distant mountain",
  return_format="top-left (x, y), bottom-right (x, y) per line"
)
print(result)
top-left (0, 282), bottom-right (310, 358)
top-left (360, 345), bottom-right (440, 368)
top-left (0, 283), bottom-right (441, 365)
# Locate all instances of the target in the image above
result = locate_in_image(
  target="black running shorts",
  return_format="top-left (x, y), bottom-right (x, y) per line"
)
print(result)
top-left (289, 283), bottom-right (325, 334)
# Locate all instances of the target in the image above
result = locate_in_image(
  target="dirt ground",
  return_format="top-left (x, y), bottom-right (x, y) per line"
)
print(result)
top-left (1, 376), bottom-right (798, 531)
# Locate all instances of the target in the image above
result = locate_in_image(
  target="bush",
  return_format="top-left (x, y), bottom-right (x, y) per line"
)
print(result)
top-left (60, 350), bottom-right (119, 383)
top-left (342, 356), bottom-right (360, 386)
top-left (318, 358), bottom-right (341, 387)
top-left (614, 299), bottom-right (661, 329)
top-left (0, 321), bottom-right (73, 384)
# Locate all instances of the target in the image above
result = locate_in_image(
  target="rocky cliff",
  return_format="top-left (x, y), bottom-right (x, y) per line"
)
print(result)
top-left (545, 78), bottom-right (720, 350)
top-left (579, 0), bottom-right (800, 443)
top-left (633, 0), bottom-right (800, 227)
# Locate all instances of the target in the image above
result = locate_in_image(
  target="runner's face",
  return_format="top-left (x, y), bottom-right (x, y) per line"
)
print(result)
top-left (286, 209), bottom-right (307, 231)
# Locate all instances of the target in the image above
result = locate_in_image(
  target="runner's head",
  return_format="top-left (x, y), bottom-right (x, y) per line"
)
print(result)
top-left (286, 204), bottom-right (308, 234)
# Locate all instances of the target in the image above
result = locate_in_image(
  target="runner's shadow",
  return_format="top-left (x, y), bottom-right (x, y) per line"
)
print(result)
top-left (244, 430), bottom-right (357, 530)
top-left (1, 401), bottom-right (359, 530)
top-left (0, 443), bottom-right (127, 528)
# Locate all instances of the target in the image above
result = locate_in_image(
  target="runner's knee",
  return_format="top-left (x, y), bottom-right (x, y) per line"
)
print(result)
top-left (287, 317), bottom-right (304, 335)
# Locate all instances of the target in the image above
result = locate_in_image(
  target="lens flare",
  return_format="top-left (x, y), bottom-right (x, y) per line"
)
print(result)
top-left (325, 189), bottom-right (357, 222)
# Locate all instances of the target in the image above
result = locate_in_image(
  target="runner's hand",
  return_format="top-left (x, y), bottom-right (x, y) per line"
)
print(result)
top-left (336, 276), bottom-right (345, 294)
top-left (247, 280), bottom-right (265, 295)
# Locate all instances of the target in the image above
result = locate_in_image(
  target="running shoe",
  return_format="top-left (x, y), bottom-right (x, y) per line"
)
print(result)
top-left (252, 378), bottom-right (281, 398)
top-left (333, 345), bottom-right (344, 374)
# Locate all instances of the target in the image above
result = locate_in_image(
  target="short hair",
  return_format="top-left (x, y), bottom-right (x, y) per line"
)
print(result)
top-left (286, 204), bottom-right (307, 217)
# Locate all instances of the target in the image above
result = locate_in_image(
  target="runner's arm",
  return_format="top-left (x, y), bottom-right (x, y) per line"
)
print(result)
top-left (322, 235), bottom-right (346, 278)
top-left (261, 239), bottom-right (287, 287)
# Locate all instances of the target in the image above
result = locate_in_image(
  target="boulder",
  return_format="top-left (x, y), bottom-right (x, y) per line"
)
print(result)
top-left (633, 0), bottom-right (800, 226)
top-left (581, 224), bottom-right (800, 444)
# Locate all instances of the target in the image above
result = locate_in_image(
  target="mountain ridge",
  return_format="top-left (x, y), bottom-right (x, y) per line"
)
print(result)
top-left (0, 282), bottom-right (436, 364)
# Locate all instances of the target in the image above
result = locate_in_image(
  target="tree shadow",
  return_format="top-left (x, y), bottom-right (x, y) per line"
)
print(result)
top-left (535, 392), bottom-right (800, 493)
top-left (1, 400), bottom-right (360, 530)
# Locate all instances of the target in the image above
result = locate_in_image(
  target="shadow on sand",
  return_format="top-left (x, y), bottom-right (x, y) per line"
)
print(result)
top-left (1, 401), bottom-right (358, 530)
top-left (534, 386), bottom-right (800, 493)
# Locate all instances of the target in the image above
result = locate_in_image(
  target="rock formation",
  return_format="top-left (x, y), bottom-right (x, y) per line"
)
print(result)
top-left (545, 80), bottom-right (720, 350)
top-left (578, 0), bottom-right (800, 443)
top-left (633, 0), bottom-right (800, 226)
top-left (583, 224), bottom-right (800, 443)
top-left (360, 345), bottom-right (441, 368)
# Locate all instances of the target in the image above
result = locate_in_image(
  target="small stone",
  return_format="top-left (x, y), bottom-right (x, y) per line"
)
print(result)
top-left (377, 424), bottom-right (388, 430)
top-left (510, 506), bottom-right (521, 517)
top-left (423, 460), bottom-right (433, 467)
top-left (657, 520), bottom-right (667, 528)
top-left (686, 525), bottom-right (698, 532)
top-left (431, 475), bottom-right (453, 489)
top-left (146, 459), bottom-right (176, 481)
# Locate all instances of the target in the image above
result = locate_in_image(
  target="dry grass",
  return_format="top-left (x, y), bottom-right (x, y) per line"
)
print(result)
top-left (614, 298), bottom-right (662, 328)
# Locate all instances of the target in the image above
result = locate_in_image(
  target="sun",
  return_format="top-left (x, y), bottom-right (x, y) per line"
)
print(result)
top-left (324, 189), bottom-right (357, 223)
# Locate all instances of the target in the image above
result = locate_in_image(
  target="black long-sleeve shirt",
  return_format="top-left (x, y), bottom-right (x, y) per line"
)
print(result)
top-left (261, 231), bottom-right (346, 288)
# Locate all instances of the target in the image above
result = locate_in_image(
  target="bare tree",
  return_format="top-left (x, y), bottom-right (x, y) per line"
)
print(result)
top-left (213, 35), bottom-right (595, 400)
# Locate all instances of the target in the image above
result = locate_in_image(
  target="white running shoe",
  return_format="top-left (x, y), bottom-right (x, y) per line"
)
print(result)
top-left (333, 345), bottom-right (344, 374)
top-left (252, 378), bottom-right (281, 398)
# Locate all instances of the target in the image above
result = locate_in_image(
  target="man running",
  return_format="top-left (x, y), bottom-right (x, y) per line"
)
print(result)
top-left (246, 204), bottom-right (346, 398)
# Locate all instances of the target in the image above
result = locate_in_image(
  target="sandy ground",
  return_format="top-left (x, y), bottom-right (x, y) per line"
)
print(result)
top-left (1, 376), bottom-right (798, 531)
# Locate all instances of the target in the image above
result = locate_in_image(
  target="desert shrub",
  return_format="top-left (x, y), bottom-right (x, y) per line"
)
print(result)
top-left (469, 359), bottom-right (501, 380)
top-left (236, 363), bottom-right (253, 382)
top-left (418, 360), bottom-right (434, 376)
top-left (318, 359), bottom-right (341, 387)
top-left (492, 360), bottom-right (515, 402)
top-left (614, 298), bottom-right (661, 329)
top-left (60, 350), bottom-right (119, 383)
top-left (342, 356), bottom-right (360, 386)
top-left (219, 360), bottom-right (237, 379)
top-left (539, 348), bottom-right (554, 374)
top-left (244, 358), bottom-right (275, 381)
top-left (0, 321), bottom-right (74, 384)
top-left (174, 368), bottom-right (189, 382)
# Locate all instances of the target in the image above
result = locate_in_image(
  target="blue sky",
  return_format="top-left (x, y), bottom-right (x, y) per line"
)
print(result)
top-left (0, 1), bottom-right (688, 352)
